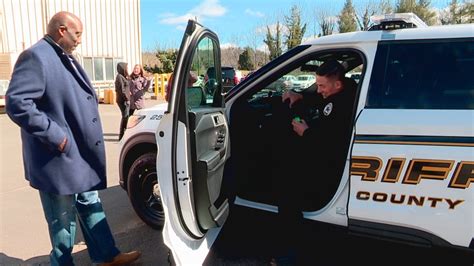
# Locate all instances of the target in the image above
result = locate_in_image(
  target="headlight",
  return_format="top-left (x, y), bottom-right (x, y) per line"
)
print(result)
top-left (127, 115), bottom-right (146, 129)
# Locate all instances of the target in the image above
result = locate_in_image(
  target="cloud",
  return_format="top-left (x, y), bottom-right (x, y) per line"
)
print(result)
top-left (255, 23), bottom-right (289, 36)
top-left (161, 13), bottom-right (196, 24)
top-left (245, 9), bottom-right (264, 18)
top-left (159, 0), bottom-right (227, 25)
top-left (256, 44), bottom-right (268, 53)
top-left (176, 25), bottom-right (186, 31)
top-left (220, 42), bottom-right (239, 49)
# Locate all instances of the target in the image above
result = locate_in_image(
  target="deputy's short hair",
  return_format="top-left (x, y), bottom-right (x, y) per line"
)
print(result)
top-left (316, 60), bottom-right (345, 81)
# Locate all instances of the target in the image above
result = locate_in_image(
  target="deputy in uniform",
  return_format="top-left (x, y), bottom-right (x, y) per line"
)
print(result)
top-left (273, 59), bottom-right (356, 264)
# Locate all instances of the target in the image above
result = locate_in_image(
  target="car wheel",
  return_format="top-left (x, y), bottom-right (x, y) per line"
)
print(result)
top-left (127, 152), bottom-right (164, 230)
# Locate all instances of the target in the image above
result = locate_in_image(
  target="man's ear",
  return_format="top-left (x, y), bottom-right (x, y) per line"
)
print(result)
top-left (58, 26), bottom-right (67, 37)
top-left (334, 80), bottom-right (343, 90)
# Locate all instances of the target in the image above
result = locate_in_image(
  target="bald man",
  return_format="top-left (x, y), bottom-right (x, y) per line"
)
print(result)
top-left (6, 11), bottom-right (140, 265)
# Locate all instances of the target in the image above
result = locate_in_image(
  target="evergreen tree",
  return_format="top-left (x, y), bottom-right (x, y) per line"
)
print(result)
top-left (263, 22), bottom-right (283, 61)
top-left (284, 5), bottom-right (307, 50)
top-left (395, 0), bottom-right (436, 25)
top-left (238, 47), bottom-right (255, 70)
top-left (395, 0), bottom-right (417, 12)
top-left (414, 0), bottom-right (437, 25)
top-left (338, 0), bottom-right (358, 33)
top-left (156, 49), bottom-right (178, 73)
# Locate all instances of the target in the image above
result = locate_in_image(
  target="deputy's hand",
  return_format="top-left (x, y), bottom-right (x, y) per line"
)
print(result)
top-left (58, 137), bottom-right (68, 152)
top-left (282, 90), bottom-right (303, 108)
top-left (291, 118), bottom-right (308, 136)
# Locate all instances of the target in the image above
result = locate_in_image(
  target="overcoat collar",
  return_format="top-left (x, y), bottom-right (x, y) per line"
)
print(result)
top-left (43, 35), bottom-right (96, 98)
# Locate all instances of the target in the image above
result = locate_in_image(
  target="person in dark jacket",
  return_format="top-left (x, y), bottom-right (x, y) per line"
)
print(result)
top-left (6, 11), bottom-right (140, 265)
top-left (115, 62), bottom-right (130, 140)
top-left (273, 60), bottom-right (356, 264)
top-left (129, 64), bottom-right (151, 115)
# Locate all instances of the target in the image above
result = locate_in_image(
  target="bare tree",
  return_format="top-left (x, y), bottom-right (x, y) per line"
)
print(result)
top-left (247, 23), bottom-right (269, 68)
top-left (356, 2), bottom-right (377, 31)
top-left (318, 10), bottom-right (336, 36)
top-left (378, 0), bottom-right (394, 14)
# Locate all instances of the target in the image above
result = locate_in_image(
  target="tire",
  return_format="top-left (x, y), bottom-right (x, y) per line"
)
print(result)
top-left (127, 152), bottom-right (165, 230)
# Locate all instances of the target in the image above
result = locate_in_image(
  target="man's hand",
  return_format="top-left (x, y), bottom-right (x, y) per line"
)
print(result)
top-left (291, 118), bottom-right (308, 136)
top-left (58, 137), bottom-right (68, 152)
top-left (282, 90), bottom-right (303, 108)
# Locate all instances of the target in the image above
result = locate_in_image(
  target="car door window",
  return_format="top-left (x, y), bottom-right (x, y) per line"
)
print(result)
top-left (189, 36), bottom-right (220, 108)
top-left (232, 51), bottom-right (363, 210)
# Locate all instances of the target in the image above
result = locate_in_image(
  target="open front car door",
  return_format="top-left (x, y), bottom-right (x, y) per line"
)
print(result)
top-left (155, 20), bottom-right (230, 265)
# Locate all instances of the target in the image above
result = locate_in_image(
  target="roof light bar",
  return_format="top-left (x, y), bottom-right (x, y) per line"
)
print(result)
top-left (368, 13), bottom-right (428, 31)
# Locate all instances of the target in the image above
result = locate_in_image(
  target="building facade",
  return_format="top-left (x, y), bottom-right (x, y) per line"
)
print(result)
top-left (0, 0), bottom-right (142, 94)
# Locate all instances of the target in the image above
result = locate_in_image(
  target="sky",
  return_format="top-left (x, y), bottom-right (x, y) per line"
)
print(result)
top-left (140, 0), bottom-right (452, 52)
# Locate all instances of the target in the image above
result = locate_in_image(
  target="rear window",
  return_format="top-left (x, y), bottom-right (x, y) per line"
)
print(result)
top-left (367, 38), bottom-right (474, 109)
top-left (207, 67), bottom-right (235, 79)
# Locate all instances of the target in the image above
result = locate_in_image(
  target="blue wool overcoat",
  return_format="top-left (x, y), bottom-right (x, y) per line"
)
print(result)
top-left (6, 37), bottom-right (107, 195)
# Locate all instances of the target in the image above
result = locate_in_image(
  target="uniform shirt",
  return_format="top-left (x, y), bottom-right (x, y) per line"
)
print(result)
top-left (298, 79), bottom-right (357, 206)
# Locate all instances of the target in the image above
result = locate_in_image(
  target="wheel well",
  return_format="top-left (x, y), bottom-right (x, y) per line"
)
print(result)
top-left (122, 141), bottom-right (157, 191)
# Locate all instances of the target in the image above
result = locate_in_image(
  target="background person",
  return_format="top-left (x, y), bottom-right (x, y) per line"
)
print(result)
top-left (5, 11), bottom-right (140, 266)
top-left (165, 71), bottom-right (199, 103)
top-left (129, 64), bottom-right (151, 115)
top-left (115, 62), bottom-right (130, 140)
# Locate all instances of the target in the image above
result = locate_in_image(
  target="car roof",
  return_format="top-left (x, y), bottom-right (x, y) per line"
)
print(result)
top-left (302, 24), bottom-right (474, 46)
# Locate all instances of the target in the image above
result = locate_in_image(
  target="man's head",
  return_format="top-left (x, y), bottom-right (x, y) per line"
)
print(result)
top-left (188, 71), bottom-right (198, 87)
top-left (165, 71), bottom-right (199, 102)
top-left (46, 11), bottom-right (83, 54)
top-left (315, 60), bottom-right (345, 99)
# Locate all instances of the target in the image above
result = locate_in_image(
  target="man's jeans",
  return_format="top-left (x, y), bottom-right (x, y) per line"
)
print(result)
top-left (39, 190), bottom-right (120, 265)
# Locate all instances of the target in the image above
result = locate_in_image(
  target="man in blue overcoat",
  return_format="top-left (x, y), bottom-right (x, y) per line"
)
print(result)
top-left (6, 11), bottom-right (140, 266)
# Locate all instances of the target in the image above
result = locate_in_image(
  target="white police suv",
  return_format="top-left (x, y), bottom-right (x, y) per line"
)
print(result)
top-left (119, 13), bottom-right (473, 265)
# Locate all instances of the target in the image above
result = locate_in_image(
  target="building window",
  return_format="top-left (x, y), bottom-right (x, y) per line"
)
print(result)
top-left (94, 58), bottom-right (104, 81)
top-left (105, 58), bottom-right (114, 81)
top-left (83, 57), bottom-right (120, 82)
top-left (83, 57), bottom-right (93, 80)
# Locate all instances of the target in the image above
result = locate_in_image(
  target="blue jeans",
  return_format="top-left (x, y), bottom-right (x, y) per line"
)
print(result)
top-left (39, 190), bottom-right (120, 265)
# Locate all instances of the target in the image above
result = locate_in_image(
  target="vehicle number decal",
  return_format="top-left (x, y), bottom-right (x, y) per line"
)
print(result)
top-left (150, 114), bottom-right (163, 120)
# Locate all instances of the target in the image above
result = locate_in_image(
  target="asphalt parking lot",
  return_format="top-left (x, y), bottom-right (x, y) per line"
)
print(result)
top-left (0, 97), bottom-right (169, 265)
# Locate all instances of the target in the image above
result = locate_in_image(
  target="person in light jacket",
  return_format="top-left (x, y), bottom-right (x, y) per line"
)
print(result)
top-left (129, 64), bottom-right (151, 115)
top-left (6, 11), bottom-right (140, 266)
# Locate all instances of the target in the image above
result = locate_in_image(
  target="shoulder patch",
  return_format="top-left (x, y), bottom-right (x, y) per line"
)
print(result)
top-left (323, 102), bottom-right (333, 116)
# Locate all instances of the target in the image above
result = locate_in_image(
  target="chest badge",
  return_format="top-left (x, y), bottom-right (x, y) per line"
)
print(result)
top-left (323, 102), bottom-right (333, 116)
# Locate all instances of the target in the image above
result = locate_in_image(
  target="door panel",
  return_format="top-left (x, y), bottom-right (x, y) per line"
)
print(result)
top-left (190, 111), bottom-right (229, 230)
